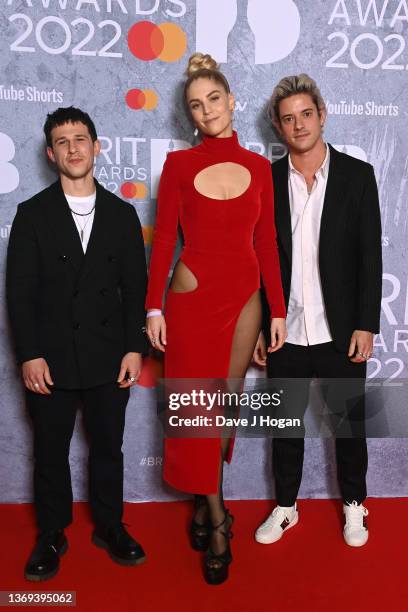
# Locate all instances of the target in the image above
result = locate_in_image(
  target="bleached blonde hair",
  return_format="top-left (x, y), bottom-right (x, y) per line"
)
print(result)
top-left (269, 74), bottom-right (325, 124)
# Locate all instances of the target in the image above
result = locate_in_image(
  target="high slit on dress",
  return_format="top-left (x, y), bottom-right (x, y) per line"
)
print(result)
top-left (146, 131), bottom-right (285, 494)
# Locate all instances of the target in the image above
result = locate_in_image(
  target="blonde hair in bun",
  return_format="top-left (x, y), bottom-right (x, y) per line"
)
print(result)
top-left (184, 52), bottom-right (230, 101)
top-left (185, 53), bottom-right (219, 76)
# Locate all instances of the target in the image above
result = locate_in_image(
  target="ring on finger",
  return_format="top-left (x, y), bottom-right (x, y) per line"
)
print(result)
top-left (151, 338), bottom-right (156, 345)
top-left (130, 376), bottom-right (136, 383)
top-left (34, 383), bottom-right (40, 389)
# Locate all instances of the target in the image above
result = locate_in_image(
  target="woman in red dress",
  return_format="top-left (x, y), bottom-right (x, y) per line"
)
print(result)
top-left (145, 53), bottom-right (286, 584)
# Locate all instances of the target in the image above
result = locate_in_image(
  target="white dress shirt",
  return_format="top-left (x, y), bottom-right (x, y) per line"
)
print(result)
top-left (65, 192), bottom-right (96, 253)
top-left (286, 145), bottom-right (333, 346)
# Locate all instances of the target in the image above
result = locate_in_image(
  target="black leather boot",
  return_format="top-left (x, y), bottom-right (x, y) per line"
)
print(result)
top-left (92, 524), bottom-right (146, 566)
top-left (24, 530), bottom-right (68, 582)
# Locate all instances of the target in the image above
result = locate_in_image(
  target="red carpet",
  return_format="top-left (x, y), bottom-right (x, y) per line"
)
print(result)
top-left (0, 499), bottom-right (406, 611)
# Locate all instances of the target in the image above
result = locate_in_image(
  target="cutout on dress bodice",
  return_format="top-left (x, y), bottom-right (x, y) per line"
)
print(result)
top-left (169, 260), bottom-right (198, 293)
top-left (193, 163), bottom-right (251, 200)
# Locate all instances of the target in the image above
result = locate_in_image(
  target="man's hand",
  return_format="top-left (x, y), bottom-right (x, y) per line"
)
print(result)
top-left (117, 352), bottom-right (142, 388)
top-left (268, 318), bottom-right (287, 353)
top-left (253, 331), bottom-right (267, 366)
top-left (348, 330), bottom-right (374, 363)
top-left (22, 358), bottom-right (54, 395)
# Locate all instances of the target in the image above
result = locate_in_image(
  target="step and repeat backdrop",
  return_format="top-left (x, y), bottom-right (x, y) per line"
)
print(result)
top-left (1, 0), bottom-right (407, 502)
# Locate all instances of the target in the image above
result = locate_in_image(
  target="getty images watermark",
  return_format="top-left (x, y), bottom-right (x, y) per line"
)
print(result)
top-left (166, 388), bottom-right (299, 430)
top-left (157, 377), bottom-right (408, 439)
top-left (157, 380), bottom-right (305, 437)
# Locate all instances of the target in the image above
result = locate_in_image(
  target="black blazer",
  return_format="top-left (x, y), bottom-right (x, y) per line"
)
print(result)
top-left (263, 144), bottom-right (382, 353)
top-left (6, 179), bottom-right (148, 389)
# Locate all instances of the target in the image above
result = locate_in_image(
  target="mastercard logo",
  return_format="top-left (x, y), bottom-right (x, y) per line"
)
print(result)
top-left (120, 182), bottom-right (148, 200)
top-left (142, 225), bottom-right (154, 246)
top-left (126, 88), bottom-right (158, 111)
top-left (128, 21), bottom-right (187, 62)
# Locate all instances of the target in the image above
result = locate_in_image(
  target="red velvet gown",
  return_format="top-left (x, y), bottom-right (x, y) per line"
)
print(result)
top-left (146, 131), bottom-right (285, 494)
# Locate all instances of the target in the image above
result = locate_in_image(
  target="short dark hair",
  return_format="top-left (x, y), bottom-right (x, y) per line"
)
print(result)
top-left (43, 106), bottom-right (97, 147)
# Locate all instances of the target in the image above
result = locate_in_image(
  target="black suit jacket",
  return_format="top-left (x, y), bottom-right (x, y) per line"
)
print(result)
top-left (6, 179), bottom-right (148, 389)
top-left (263, 144), bottom-right (382, 353)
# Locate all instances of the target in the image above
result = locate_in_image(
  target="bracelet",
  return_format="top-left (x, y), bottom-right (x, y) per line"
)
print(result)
top-left (146, 309), bottom-right (162, 318)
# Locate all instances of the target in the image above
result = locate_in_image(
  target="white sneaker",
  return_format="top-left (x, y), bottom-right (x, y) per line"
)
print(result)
top-left (343, 501), bottom-right (369, 547)
top-left (255, 504), bottom-right (298, 544)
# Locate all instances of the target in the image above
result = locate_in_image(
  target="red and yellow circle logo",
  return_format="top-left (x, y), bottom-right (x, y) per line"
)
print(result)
top-left (128, 21), bottom-right (187, 62)
top-left (126, 88), bottom-right (158, 111)
top-left (120, 182), bottom-right (148, 200)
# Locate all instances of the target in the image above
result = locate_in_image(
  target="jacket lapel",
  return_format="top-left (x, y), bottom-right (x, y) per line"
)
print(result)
top-left (76, 180), bottom-right (111, 287)
top-left (319, 144), bottom-right (347, 259)
top-left (44, 180), bottom-right (84, 274)
top-left (272, 156), bottom-right (292, 265)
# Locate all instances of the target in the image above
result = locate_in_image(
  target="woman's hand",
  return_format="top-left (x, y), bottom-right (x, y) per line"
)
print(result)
top-left (253, 331), bottom-right (267, 366)
top-left (146, 314), bottom-right (167, 352)
top-left (268, 318), bottom-right (287, 353)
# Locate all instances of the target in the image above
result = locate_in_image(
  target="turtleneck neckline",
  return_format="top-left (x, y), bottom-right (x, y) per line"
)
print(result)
top-left (200, 130), bottom-right (240, 153)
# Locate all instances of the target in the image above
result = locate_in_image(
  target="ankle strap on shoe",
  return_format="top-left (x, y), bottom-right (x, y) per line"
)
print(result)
top-left (212, 511), bottom-right (234, 538)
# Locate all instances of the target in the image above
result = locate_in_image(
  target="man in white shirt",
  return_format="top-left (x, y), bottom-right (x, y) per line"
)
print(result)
top-left (7, 107), bottom-right (147, 580)
top-left (253, 75), bottom-right (382, 547)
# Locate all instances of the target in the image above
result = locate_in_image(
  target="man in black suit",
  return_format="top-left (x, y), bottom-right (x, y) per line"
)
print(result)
top-left (6, 107), bottom-right (148, 580)
top-left (253, 75), bottom-right (382, 547)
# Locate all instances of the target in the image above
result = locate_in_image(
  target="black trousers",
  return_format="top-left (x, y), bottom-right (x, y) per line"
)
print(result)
top-left (26, 382), bottom-right (129, 532)
top-left (267, 342), bottom-right (367, 506)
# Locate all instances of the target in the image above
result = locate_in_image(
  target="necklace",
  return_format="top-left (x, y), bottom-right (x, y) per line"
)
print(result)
top-left (68, 205), bottom-right (95, 217)
top-left (70, 205), bottom-right (95, 243)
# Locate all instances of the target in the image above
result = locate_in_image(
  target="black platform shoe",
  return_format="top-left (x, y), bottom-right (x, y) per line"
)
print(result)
top-left (92, 523), bottom-right (146, 566)
top-left (24, 529), bottom-right (68, 582)
top-left (204, 511), bottom-right (234, 585)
